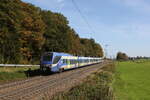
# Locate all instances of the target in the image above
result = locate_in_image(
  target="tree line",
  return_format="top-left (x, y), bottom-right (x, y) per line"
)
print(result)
top-left (0, 0), bottom-right (103, 64)
top-left (116, 52), bottom-right (150, 61)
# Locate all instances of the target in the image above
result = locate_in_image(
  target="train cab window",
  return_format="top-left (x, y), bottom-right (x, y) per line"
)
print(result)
top-left (53, 56), bottom-right (61, 64)
top-left (43, 53), bottom-right (53, 61)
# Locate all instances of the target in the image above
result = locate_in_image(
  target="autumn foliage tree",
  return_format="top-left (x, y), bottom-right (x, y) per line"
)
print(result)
top-left (0, 0), bottom-right (103, 64)
top-left (0, 0), bottom-right (45, 64)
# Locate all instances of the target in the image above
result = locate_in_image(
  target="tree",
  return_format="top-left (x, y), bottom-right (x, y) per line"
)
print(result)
top-left (116, 52), bottom-right (128, 61)
top-left (0, 0), bottom-right (45, 64)
top-left (40, 11), bottom-right (103, 57)
top-left (0, 0), bottom-right (103, 64)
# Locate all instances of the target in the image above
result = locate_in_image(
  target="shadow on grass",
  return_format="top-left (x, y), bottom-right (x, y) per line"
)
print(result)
top-left (24, 68), bottom-right (54, 77)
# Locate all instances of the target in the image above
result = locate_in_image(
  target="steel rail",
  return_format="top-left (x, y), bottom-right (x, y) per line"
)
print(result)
top-left (0, 62), bottom-right (108, 100)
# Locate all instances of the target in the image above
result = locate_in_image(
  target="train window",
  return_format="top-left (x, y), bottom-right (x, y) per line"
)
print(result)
top-left (73, 60), bottom-right (75, 64)
top-left (75, 60), bottom-right (77, 64)
top-left (53, 56), bottom-right (61, 64)
top-left (81, 59), bottom-right (83, 63)
top-left (79, 60), bottom-right (81, 63)
top-left (63, 59), bottom-right (67, 64)
top-left (70, 59), bottom-right (73, 64)
top-left (43, 53), bottom-right (53, 61)
top-left (72, 59), bottom-right (74, 64)
top-left (78, 60), bottom-right (80, 63)
top-left (90, 59), bottom-right (92, 62)
top-left (86, 59), bottom-right (88, 63)
top-left (74, 60), bottom-right (77, 64)
top-left (71, 59), bottom-right (75, 64)
top-left (74, 60), bottom-right (76, 64)
top-left (71, 60), bottom-right (74, 64)
top-left (72, 60), bottom-right (74, 64)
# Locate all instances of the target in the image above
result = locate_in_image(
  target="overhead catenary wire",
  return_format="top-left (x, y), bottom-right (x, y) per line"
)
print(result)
top-left (71, 0), bottom-right (96, 38)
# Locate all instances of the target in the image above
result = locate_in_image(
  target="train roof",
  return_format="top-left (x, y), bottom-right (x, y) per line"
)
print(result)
top-left (44, 52), bottom-right (73, 57)
top-left (44, 52), bottom-right (102, 59)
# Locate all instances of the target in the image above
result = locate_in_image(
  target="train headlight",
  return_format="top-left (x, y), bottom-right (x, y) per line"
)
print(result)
top-left (44, 64), bottom-right (51, 67)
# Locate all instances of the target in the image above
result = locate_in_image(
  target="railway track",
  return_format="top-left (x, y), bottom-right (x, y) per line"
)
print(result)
top-left (0, 62), bottom-right (108, 100)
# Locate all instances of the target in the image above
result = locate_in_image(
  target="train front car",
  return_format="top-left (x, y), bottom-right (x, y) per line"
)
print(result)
top-left (40, 52), bottom-right (73, 72)
top-left (40, 52), bottom-right (53, 72)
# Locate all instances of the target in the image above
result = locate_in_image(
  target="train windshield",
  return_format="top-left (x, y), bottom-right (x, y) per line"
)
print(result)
top-left (53, 56), bottom-right (61, 64)
top-left (43, 53), bottom-right (53, 61)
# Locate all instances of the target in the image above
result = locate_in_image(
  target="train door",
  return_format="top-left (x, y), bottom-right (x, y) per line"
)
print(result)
top-left (67, 59), bottom-right (70, 68)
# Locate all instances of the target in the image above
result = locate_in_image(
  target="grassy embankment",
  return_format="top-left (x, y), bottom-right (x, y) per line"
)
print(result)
top-left (53, 62), bottom-right (115, 100)
top-left (0, 66), bottom-right (39, 82)
top-left (114, 60), bottom-right (150, 100)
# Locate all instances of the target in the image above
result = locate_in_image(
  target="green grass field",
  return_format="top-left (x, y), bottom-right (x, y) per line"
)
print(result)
top-left (114, 60), bottom-right (150, 100)
top-left (0, 66), bottom-right (39, 82)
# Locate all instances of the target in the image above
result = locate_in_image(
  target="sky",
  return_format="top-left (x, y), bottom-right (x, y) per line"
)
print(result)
top-left (22, 0), bottom-right (150, 57)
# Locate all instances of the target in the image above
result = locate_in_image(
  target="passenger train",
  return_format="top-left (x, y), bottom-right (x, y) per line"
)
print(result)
top-left (40, 52), bottom-right (103, 72)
